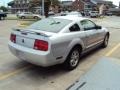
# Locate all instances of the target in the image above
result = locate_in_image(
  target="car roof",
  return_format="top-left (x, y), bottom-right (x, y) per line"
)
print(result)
top-left (53, 16), bottom-right (88, 22)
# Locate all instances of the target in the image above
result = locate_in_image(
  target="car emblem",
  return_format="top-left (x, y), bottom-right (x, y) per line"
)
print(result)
top-left (22, 39), bottom-right (24, 43)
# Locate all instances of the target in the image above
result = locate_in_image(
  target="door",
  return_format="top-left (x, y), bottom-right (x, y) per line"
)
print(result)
top-left (97, 27), bottom-right (105, 42)
top-left (69, 23), bottom-right (88, 48)
top-left (25, 12), bottom-right (33, 19)
top-left (80, 20), bottom-right (99, 48)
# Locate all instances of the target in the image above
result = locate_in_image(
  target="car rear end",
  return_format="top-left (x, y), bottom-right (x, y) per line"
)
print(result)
top-left (90, 11), bottom-right (99, 17)
top-left (8, 29), bottom-right (57, 67)
top-left (8, 17), bottom-right (73, 67)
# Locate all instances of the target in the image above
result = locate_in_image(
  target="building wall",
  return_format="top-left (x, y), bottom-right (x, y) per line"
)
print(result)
top-left (72, 0), bottom-right (85, 11)
top-left (49, 5), bottom-right (60, 13)
top-left (11, 0), bottom-right (30, 13)
top-left (60, 1), bottom-right (73, 11)
top-left (10, 0), bottom-right (59, 14)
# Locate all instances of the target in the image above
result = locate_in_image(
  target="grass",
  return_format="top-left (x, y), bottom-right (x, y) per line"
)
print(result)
top-left (5, 17), bottom-right (39, 27)
top-left (6, 17), bottom-right (40, 21)
top-left (18, 20), bottom-right (36, 28)
top-left (20, 21), bottom-right (35, 25)
top-left (5, 17), bottom-right (18, 20)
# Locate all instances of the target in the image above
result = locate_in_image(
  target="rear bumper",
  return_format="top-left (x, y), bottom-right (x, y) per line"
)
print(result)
top-left (8, 41), bottom-right (59, 67)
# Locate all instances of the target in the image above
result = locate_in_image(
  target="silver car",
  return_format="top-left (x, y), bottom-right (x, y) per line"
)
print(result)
top-left (8, 16), bottom-right (109, 70)
top-left (17, 12), bottom-right (41, 19)
top-left (67, 11), bottom-right (82, 17)
top-left (89, 11), bottom-right (99, 18)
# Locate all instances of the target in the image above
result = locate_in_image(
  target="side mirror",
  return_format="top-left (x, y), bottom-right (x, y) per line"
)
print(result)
top-left (95, 25), bottom-right (102, 29)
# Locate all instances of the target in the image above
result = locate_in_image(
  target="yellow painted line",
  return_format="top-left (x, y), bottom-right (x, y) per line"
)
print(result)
top-left (18, 22), bottom-right (31, 27)
top-left (0, 65), bottom-right (32, 80)
top-left (105, 43), bottom-right (120, 56)
top-left (18, 25), bottom-right (28, 27)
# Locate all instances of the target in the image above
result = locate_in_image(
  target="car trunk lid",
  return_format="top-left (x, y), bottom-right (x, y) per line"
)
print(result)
top-left (12, 28), bottom-right (55, 49)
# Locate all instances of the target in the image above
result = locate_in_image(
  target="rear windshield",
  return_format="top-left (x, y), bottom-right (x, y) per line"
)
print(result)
top-left (27, 18), bottom-right (72, 33)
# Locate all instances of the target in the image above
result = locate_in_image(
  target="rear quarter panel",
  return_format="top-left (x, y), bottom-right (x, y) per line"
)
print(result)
top-left (50, 31), bottom-right (86, 63)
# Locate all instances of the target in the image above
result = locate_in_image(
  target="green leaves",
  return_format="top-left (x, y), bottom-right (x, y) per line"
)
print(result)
top-left (0, 6), bottom-right (8, 12)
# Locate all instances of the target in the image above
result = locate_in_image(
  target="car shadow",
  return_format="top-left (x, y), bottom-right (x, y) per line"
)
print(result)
top-left (79, 47), bottom-right (103, 63)
top-left (10, 47), bottom-right (103, 86)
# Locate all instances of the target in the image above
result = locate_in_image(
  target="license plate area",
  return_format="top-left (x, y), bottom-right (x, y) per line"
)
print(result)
top-left (16, 36), bottom-right (34, 48)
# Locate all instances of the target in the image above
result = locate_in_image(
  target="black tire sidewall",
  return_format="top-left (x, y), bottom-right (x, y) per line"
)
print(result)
top-left (34, 16), bottom-right (39, 19)
top-left (21, 16), bottom-right (25, 19)
top-left (63, 47), bottom-right (81, 70)
top-left (102, 35), bottom-right (109, 48)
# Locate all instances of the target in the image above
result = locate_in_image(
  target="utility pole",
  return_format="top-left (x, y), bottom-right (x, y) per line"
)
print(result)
top-left (42, 0), bottom-right (44, 16)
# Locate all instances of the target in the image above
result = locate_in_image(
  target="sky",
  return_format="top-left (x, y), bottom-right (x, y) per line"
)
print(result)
top-left (0, 0), bottom-right (120, 7)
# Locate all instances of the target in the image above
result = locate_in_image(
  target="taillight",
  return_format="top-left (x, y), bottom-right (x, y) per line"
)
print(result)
top-left (34, 39), bottom-right (48, 51)
top-left (10, 34), bottom-right (16, 43)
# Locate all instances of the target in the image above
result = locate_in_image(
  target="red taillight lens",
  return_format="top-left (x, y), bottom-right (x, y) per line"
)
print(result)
top-left (34, 39), bottom-right (48, 51)
top-left (10, 34), bottom-right (16, 43)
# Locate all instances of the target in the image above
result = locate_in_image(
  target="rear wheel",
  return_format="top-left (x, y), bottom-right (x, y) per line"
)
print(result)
top-left (34, 16), bottom-right (39, 19)
top-left (21, 16), bottom-right (25, 19)
top-left (63, 47), bottom-right (81, 70)
top-left (102, 35), bottom-right (109, 48)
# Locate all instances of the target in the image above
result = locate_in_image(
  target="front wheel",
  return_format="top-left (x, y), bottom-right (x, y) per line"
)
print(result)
top-left (102, 35), bottom-right (109, 48)
top-left (63, 47), bottom-right (81, 70)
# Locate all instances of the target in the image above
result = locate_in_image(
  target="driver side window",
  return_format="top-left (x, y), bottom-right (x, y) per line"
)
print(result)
top-left (81, 20), bottom-right (96, 31)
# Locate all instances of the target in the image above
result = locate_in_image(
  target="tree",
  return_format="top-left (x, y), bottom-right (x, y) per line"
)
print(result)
top-left (50, 0), bottom-right (60, 6)
top-left (29, 0), bottom-right (51, 17)
top-left (8, 1), bottom-right (14, 7)
top-left (0, 6), bottom-right (8, 12)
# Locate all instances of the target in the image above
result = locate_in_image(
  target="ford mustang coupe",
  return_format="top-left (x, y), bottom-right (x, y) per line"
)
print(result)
top-left (8, 16), bottom-right (109, 70)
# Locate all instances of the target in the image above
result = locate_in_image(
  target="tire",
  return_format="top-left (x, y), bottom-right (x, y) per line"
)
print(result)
top-left (63, 47), bottom-right (81, 70)
top-left (34, 16), bottom-right (39, 19)
top-left (102, 34), bottom-right (109, 48)
top-left (21, 16), bottom-right (25, 19)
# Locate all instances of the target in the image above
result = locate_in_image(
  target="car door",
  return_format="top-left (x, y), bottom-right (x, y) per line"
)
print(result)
top-left (69, 23), bottom-right (87, 48)
top-left (29, 12), bottom-right (34, 19)
top-left (80, 20), bottom-right (100, 48)
top-left (25, 12), bottom-right (32, 19)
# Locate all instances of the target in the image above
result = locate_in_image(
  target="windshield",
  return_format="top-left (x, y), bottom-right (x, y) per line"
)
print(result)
top-left (27, 18), bottom-right (72, 33)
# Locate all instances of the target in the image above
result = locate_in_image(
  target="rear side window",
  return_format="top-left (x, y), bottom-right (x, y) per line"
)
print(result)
top-left (69, 24), bottom-right (80, 32)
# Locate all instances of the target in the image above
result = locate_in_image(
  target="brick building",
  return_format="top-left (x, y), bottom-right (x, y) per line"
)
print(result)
top-left (60, 1), bottom-right (73, 11)
top-left (8, 0), bottom-right (30, 13)
top-left (72, 0), bottom-right (114, 12)
top-left (8, 0), bottom-right (59, 14)
top-left (72, 0), bottom-right (94, 12)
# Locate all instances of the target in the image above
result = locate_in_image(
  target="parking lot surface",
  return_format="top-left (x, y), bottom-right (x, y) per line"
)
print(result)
top-left (0, 16), bottom-right (120, 90)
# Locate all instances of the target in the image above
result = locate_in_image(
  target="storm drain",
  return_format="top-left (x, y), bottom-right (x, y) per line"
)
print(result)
top-left (67, 57), bottom-right (120, 90)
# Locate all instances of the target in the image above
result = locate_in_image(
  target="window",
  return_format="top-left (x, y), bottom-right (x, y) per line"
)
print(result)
top-left (69, 24), bottom-right (80, 32)
top-left (85, 5), bottom-right (92, 9)
top-left (81, 20), bottom-right (96, 30)
top-left (27, 18), bottom-right (72, 33)
top-left (24, 12), bottom-right (31, 14)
